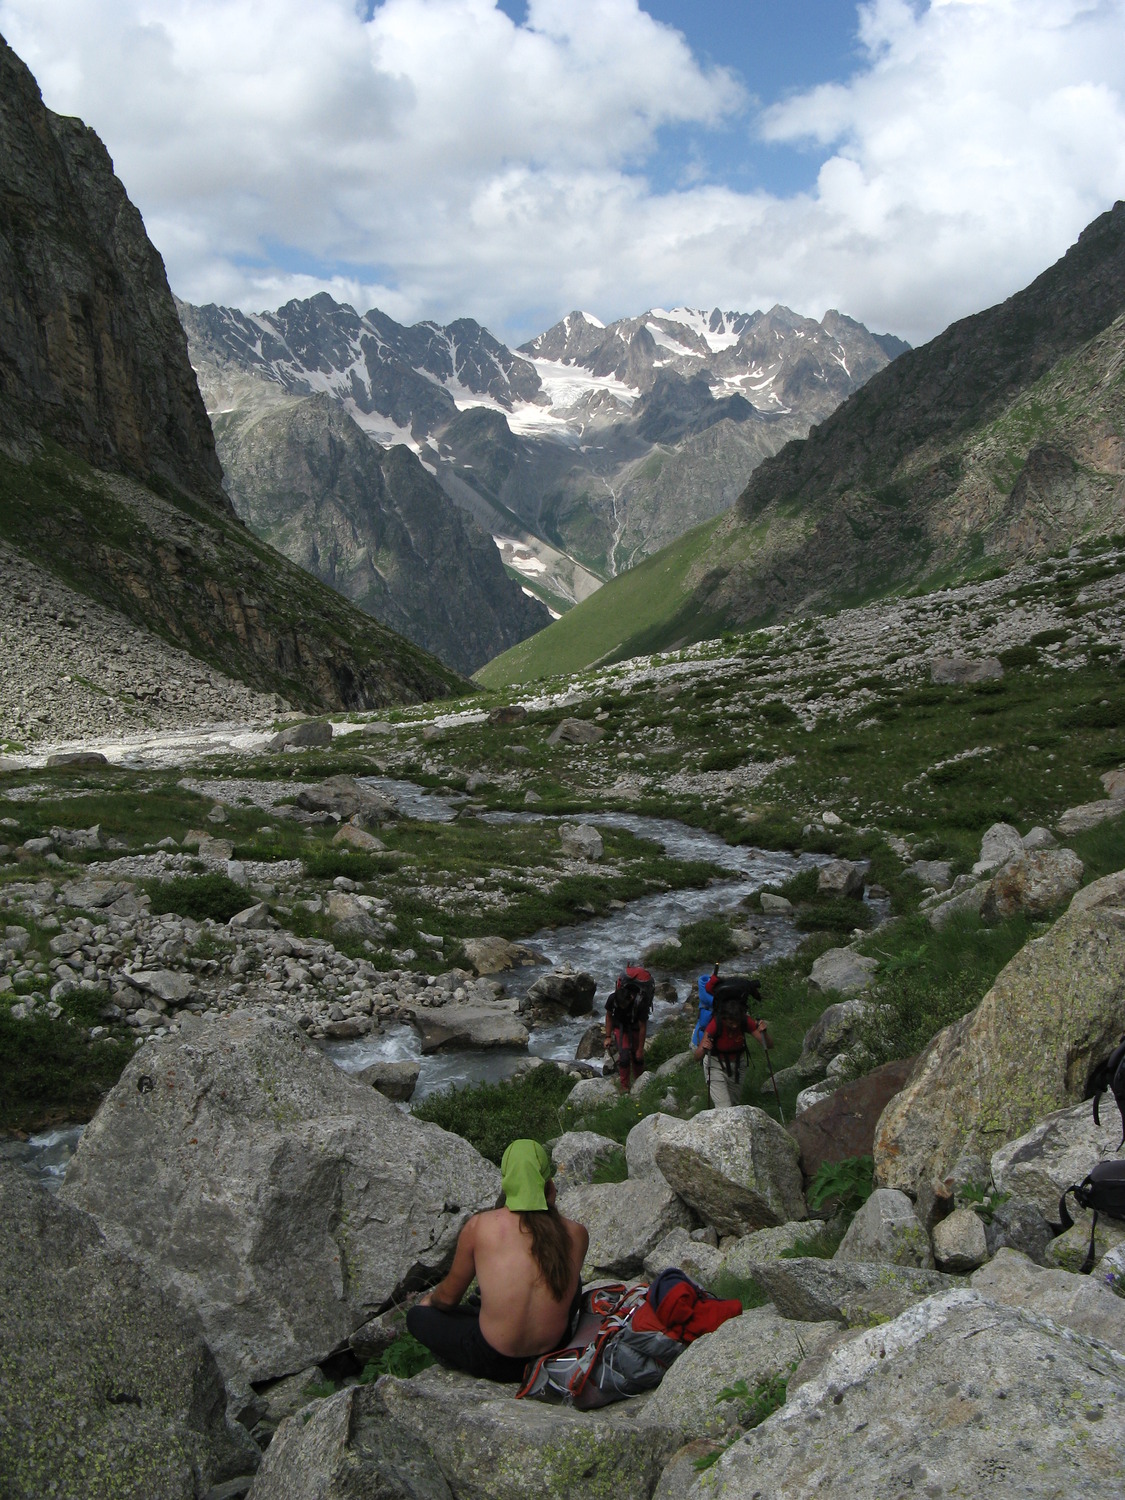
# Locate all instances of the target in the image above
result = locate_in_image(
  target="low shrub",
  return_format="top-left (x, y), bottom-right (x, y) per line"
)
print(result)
top-left (412, 1063), bottom-right (576, 1165)
top-left (0, 988), bottom-right (132, 1130)
top-left (147, 873), bottom-right (250, 923)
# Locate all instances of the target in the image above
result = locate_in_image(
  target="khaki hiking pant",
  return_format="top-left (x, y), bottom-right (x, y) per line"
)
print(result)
top-left (704, 1057), bottom-right (742, 1109)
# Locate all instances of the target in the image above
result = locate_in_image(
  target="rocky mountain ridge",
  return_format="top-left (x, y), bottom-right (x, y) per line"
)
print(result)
top-left (0, 33), bottom-right (463, 714)
top-left (181, 292), bottom-right (906, 605)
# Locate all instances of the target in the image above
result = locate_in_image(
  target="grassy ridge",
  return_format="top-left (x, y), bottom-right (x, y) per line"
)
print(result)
top-left (475, 515), bottom-right (725, 688)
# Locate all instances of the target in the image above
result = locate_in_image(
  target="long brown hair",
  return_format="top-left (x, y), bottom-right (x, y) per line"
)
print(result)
top-left (520, 1205), bottom-right (572, 1302)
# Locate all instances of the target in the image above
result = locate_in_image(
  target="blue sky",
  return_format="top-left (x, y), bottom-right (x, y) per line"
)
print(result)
top-left (2, 1), bottom-right (1123, 346)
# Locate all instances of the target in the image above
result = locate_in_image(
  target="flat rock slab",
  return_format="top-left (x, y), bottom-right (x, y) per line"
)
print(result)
top-left (61, 1012), bottom-right (499, 1383)
top-left (557, 1177), bottom-right (695, 1278)
top-left (127, 968), bottom-right (194, 1004)
top-left (835, 1187), bottom-right (933, 1268)
top-left (0, 1166), bottom-right (258, 1499)
top-left (971, 1248), bottom-right (1125, 1356)
top-left (253, 1369), bottom-right (680, 1500)
top-left (742, 1257), bottom-right (955, 1325)
top-left (461, 936), bottom-right (547, 974)
top-left (415, 1006), bottom-right (530, 1053)
top-left (644, 1306), bottom-right (839, 1441)
top-left (874, 903), bottom-right (1125, 1204)
top-left (1058, 798), bottom-right (1125, 835)
top-left (691, 1290), bottom-right (1125, 1499)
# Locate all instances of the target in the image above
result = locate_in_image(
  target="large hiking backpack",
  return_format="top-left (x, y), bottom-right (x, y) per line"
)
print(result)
top-left (711, 976), bottom-right (760, 1042)
top-left (1089, 1037), bottom-right (1125, 1146)
top-left (610, 967), bottom-right (655, 1028)
top-left (1058, 1159), bottom-right (1125, 1273)
top-left (517, 1273), bottom-right (741, 1408)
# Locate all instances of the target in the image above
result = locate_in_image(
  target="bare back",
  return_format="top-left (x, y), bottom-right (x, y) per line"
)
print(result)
top-left (473, 1207), bottom-right (587, 1358)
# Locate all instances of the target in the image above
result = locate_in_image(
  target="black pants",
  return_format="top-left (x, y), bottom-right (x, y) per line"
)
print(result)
top-left (406, 1303), bottom-right (532, 1383)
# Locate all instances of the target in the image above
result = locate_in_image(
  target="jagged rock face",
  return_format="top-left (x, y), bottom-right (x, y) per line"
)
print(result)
top-left (180, 292), bottom-right (905, 594)
top-left (0, 35), bottom-right (226, 509)
top-left (207, 389), bottom-right (548, 675)
top-left (689, 201), bottom-right (1125, 627)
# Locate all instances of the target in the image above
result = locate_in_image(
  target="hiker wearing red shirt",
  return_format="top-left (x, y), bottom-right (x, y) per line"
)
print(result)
top-left (693, 974), bottom-right (771, 1108)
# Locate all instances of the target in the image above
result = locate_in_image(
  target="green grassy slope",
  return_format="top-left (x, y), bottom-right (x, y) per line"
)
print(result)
top-left (475, 515), bottom-right (727, 687)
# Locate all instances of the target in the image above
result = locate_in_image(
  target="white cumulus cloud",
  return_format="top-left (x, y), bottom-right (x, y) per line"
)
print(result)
top-left (0, 0), bottom-right (1122, 345)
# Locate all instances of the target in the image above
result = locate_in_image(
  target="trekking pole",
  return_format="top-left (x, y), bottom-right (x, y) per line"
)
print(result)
top-left (763, 1044), bottom-right (785, 1124)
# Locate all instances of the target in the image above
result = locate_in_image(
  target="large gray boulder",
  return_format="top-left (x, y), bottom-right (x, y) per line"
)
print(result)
top-left (557, 1177), bottom-right (695, 1278)
top-left (807, 949), bottom-right (878, 995)
top-left (415, 1007), bottom-right (529, 1052)
top-left (461, 936), bottom-right (546, 975)
top-left (268, 719), bottom-right (332, 750)
top-left (971, 1248), bottom-right (1125, 1356)
top-left (981, 847), bottom-right (1084, 922)
top-left (1058, 798), bottom-right (1125, 835)
top-left (546, 717), bottom-right (605, 746)
top-left (930, 655), bottom-right (1003, 684)
top-left (816, 859), bottom-right (865, 898)
top-left (653, 1108), bottom-right (806, 1236)
top-left (549, 1129), bottom-right (621, 1188)
top-left (61, 1013), bottom-right (499, 1383)
top-left (795, 997), bottom-right (872, 1076)
top-left (688, 1290), bottom-right (1125, 1499)
top-left (625, 1111), bottom-right (684, 1180)
top-left (741, 1257), bottom-right (955, 1326)
top-left (1070, 866), bottom-right (1125, 916)
top-left (719, 1222), bottom-right (817, 1279)
top-left (253, 1368), bottom-right (680, 1500)
top-left (834, 1187), bottom-right (933, 1268)
top-left (523, 966), bottom-right (597, 1017)
top-left (558, 823), bottom-right (604, 861)
top-left (973, 820), bottom-right (1024, 875)
top-left (874, 903), bottom-right (1125, 1207)
top-left (931, 1206), bottom-right (988, 1271)
top-left (0, 1166), bottom-right (258, 1499)
top-left (643, 1305), bottom-right (840, 1441)
top-left (643, 1227), bottom-right (725, 1284)
top-left (296, 774), bottom-right (394, 820)
top-left (990, 1099), bottom-right (1124, 1221)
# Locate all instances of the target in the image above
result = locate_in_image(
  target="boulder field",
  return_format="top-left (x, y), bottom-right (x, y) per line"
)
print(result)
top-left (8, 862), bottom-right (1125, 1498)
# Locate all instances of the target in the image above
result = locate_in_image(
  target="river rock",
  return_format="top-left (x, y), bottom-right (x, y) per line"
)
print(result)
top-left (989, 1099), bottom-right (1124, 1221)
top-left (693, 1289), bottom-right (1125, 1500)
top-left (371, 1365), bottom-right (677, 1500)
top-left (354, 1059), bottom-right (422, 1101)
top-left (834, 1188), bottom-right (933, 1268)
top-left (549, 1130), bottom-right (621, 1188)
top-left (60, 1013), bottom-right (499, 1383)
top-left (873, 903), bottom-right (1125, 1208)
top-left (930, 655), bottom-right (1003, 684)
top-left (642, 1227), bottom-right (725, 1284)
top-left (807, 949), bottom-right (878, 995)
top-left (973, 820), bottom-right (1024, 876)
top-left (523, 966), bottom-right (597, 1017)
top-left (644, 1305), bottom-right (839, 1441)
top-left (297, 775), bottom-right (394, 821)
top-left (653, 1108), bottom-right (806, 1236)
top-left (557, 1177), bottom-right (695, 1277)
top-left (931, 1206), bottom-right (988, 1271)
top-left (625, 1111), bottom-right (684, 1180)
top-left (981, 847), bottom-right (1084, 921)
top-left (574, 1021), bottom-right (606, 1060)
top-left (970, 1248), bottom-right (1125, 1355)
top-left (788, 1058), bottom-right (915, 1181)
top-left (816, 859), bottom-right (865, 898)
top-left (558, 822), bottom-right (604, 861)
top-left (759, 892), bottom-right (792, 913)
top-left (546, 717), bottom-right (605, 746)
top-left (742, 1257), bottom-right (955, 1325)
top-left (268, 719), bottom-right (333, 749)
top-left (0, 1166), bottom-right (259, 1498)
top-left (461, 936), bottom-right (545, 975)
top-left (416, 1007), bottom-right (529, 1053)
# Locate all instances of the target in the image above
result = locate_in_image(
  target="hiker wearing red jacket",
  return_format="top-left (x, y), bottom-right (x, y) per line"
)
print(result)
top-left (604, 965), bottom-right (655, 1090)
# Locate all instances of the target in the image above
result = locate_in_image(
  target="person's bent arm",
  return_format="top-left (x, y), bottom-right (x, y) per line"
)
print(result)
top-left (635, 1021), bottom-right (647, 1055)
top-left (750, 1019), bottom-right (773, 1050)
top-left (418, 1215), bottom-right (478, 1309)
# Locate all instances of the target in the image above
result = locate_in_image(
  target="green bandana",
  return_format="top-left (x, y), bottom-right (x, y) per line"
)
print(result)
top-left (500, 1139), bottom-right (552, 1212)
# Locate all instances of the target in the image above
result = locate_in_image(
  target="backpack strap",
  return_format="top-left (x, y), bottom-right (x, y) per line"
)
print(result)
top-left (1079, 1210), bottom-right (1101, 1276)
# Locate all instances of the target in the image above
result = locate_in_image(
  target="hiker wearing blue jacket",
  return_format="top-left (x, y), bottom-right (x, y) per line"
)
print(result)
top-left (693, 967), bottom-right (771, 1108)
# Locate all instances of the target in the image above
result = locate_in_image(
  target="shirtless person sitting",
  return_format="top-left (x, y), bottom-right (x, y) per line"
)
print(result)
top-left (405, 1139), bottom-right (589, 1383)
